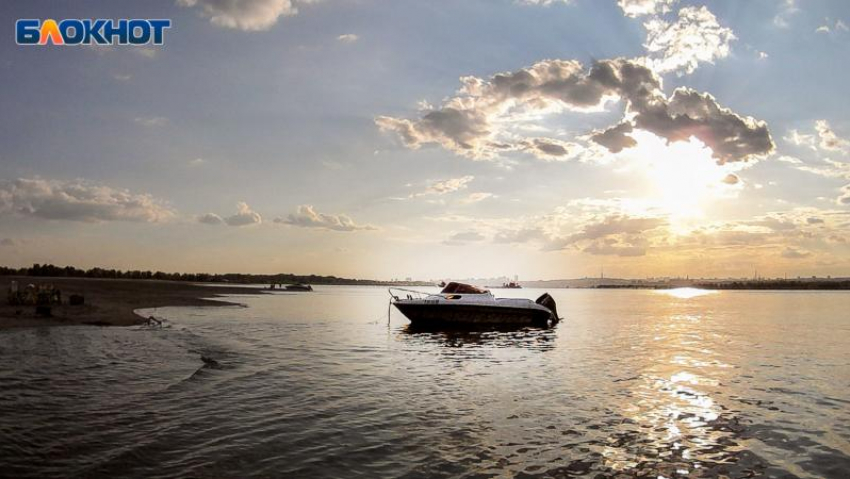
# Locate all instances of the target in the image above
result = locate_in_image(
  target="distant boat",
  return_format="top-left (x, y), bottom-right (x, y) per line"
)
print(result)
top-left (390, 282), bottom-right (560, 327)
top-left (486, 281), bottom-right (522, 289)
top-left (284, 283), bottom-right (313, 292)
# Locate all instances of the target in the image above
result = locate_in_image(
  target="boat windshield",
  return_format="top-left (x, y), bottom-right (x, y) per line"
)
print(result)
top-left (440, 282), bottom-right (488, 294)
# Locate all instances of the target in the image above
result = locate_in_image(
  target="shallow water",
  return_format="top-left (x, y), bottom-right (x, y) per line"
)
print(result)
top-left (1, 287), bottom-right (849, 478)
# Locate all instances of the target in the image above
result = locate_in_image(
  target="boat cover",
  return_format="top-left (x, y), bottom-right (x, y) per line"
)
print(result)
top-left (440, 282), bottom-right (488, 294)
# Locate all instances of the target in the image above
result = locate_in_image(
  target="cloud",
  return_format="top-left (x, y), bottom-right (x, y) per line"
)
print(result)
top-left (582, 239), bottom-right (648, 257)
top-left (790, 158), bottom-right (850, 179)
top-left (443, 231), bottom-right (486, 246)
top-left (643, 6), bottom-right (735, 75)
top-left (564, 215), bottom-right (667, 256)
top-left (518, 137), bottom-right (581, 161)
top-left (722, 173), bottom-right (740, 185)
top-left (411, 176), bottom-right (475, 198)
top-left (493, 228), bottom-right (547, 244)
top-left (590, 122), bottom-right (637, 153)
top-left (428, 176), bottom-right (474, 194)
top-left (816, 19), bottom-right (849, 35)
top-left (618, 0), bottom-right (677, 18)
top-left (526, 213), bottom-right (669, 256)
top-left (0, 178), bottom-right (174, 223)
top-left (463, 192), bottom-right (495, 203)
top-left (380, 57), bottom-right (772, 164)
top-left (87, 44), bottom-right (159, 59)
top-left (197, 212), bottom-right (224, 225)
top-left (566, 215), bottom-right (667, 243)
top-left (135, 47), bottom-right (159, 59)
top-left (376, 109), bottom-right (491, 158)
top-left (200, 203), bottom-right (262, 226)
top-left (134, 116), bottom-right (169, 127)
top-left (517, 0), bottom-right (571, 5)
top-left (178, 0), bottom-right (299, 31)
top-left (814, 120), bottom-right (849, 154)
top-left (784, 129), bottom-right (818, 150)
top-left (773, 0), bottom-right (799, 28)
top-left (632, 88), bottom-right (774, 164)
top-left (225, 202), bottom-right (262, 226)
top-left (839, 184), bottom-right (850, 206)
top-left (750, 215), bottom-right (797, 232)
top-left (337, 33), bottom-right (359, 43)
top-left (781, 247), bottom-right (811, 259)
top-left (277, 205), bottom-right (376, 232)
top-left (438, 201), bottom-right (850, 265)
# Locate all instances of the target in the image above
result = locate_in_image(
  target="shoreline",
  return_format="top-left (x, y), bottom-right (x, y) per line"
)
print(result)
top-left (0, 277), bottom-right (268, 330)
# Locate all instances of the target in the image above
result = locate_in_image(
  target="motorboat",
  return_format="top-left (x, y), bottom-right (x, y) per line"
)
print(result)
top-left (389, 282), bottom-right (560, 327)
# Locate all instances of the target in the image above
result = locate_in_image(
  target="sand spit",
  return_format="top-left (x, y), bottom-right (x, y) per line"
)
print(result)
top-left (0, 277), bottom-right (267, 329)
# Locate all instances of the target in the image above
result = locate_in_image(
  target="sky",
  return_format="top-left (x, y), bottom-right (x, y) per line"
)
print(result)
top-left (1, 0), bottom-right (849, 281)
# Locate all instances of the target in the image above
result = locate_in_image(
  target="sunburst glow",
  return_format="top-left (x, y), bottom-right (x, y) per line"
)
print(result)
top-left (625, 132), bottom-right (739, 221)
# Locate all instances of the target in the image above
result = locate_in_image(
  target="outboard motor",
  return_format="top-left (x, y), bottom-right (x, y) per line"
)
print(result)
top-left (535, 293), bottom-right (560, 323)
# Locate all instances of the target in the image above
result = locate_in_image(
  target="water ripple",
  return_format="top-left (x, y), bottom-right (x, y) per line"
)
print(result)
top-left (1, 288), bottom-right (848, 478)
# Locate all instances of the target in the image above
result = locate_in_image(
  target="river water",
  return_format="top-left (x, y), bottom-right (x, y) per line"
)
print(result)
top-left (1, 287), bottom-right (848, 478)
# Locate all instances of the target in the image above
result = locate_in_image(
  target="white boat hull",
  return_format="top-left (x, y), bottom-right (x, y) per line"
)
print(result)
top-left (392, 294), bottom-right (556, 327)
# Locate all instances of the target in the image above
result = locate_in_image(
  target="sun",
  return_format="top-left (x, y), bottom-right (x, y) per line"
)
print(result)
top-left (620, 131), bottom-right (741, 223)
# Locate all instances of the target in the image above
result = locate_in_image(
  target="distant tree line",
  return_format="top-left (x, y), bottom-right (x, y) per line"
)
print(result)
top-left (696, 280), bottom-right (850, 290)
top-left (0, 264), bottom-right (429, 286)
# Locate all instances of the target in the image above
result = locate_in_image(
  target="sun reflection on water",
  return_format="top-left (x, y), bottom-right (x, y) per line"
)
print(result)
top-left (604, 300), bottom-right (743, 476)
top-left (658, 287), bottom-right (717, 299)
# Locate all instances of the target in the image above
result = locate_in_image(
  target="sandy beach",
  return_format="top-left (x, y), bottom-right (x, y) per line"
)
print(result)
top-left (0, 277), bottom-right (267, 329)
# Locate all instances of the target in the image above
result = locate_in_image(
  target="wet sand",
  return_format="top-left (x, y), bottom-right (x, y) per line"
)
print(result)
top-left (0, 277), bottom-right (266, 329)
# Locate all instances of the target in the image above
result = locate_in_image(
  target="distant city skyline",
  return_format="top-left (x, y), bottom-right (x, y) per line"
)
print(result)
top-left (1, 0), bottom-right (849, 280)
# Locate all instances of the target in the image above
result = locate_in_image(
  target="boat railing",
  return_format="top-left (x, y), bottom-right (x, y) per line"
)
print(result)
top-left (388, 287), bottom-right (435, 301)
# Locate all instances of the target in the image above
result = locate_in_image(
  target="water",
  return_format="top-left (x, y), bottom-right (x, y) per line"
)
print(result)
top-left (1, 287), bottom-right (849, 478)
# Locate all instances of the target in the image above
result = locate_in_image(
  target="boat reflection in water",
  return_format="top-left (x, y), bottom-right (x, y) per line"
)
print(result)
top-left (398, 323), bottom-right (557, 351)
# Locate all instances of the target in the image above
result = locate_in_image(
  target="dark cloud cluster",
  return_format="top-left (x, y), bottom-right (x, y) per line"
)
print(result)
top-left (517, 137), bottom-right (580, 160)
top-left (379, 58), bottom-right (773, 163)
top-left (589, 122), bottom-right (637, 153)
top-left (375, 109), bottom-right (490, 157)
top-left (630, 88), bottom-right (774, 164)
